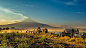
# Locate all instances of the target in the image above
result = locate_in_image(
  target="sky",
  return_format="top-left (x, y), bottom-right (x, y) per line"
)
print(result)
top-left (0, 0), bottom-right (86, 28)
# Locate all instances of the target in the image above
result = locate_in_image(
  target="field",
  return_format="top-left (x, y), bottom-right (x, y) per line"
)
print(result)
top-left (0, 30), bottom-right (86, 48)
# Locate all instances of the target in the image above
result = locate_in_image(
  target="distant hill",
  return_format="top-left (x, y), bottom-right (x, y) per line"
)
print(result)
top-left (0, 18), bottom-right (86, 31)
top-left (0, 18), bottom-right (62, 29)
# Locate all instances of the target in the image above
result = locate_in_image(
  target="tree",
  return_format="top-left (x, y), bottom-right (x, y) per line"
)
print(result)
top-left (37, 27), bottom-right (41, 33)
top-left (43, 28), bottom-right (48, 33)
top-left (72, 29), bottom-right (74, 37)
top-left (0, 28), bottom-right (2, 30)
top-left (3, 28), bottom-right (6, 30)
top-left (6, 27), bottom-right (9, 30)
top-left (72, 29), bottom-right (74, 33)
top-left (77, 29), bottom-right (79, 32)
top-left (11, 27), bottom-right (15, 29)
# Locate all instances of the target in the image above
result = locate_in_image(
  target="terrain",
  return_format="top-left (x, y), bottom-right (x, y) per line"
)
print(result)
top-left (0, 18), bottom-right (62, 29)
top-left (0, 18), bottom-right (86, 32)
top-left (0, 32), bottom-right (86, 48)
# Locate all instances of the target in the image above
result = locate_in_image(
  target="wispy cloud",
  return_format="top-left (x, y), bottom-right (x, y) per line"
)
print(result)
top-left (7, 6), bottom-right (25, 13)
top-left (73, 0), bottom-right (77, 2)
top-left (77, 12), bottom-right (84, 14)
top-left (64, 2), bottom-right (76, 5)
top-left (0, 19), bottom-right (6, 22)
top-left (76, 21), bottom-right (80, 22)
top-left (51, 0), bottom-right (86, 6)
top-left (25, 5), bottom-right (39, 8)
top-left (0, 7), bottom-right (28, 25)
top-left (58, 1), bottom-right (77, 6)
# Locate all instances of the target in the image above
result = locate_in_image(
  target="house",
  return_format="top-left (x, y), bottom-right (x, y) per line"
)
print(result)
top-left (55, 32), bottom-right (62, 36)
top-left (47, 32), bottom-right (52, 35)
top-left (42, 28), bottom-right (48, 33)
top-left (33, 27), bottom-right (48, 34)
top-left (63, 29), bottom-right (79, 36)
top-left (64, 29), bottom-right (79, 33)
top-left (36, 27), bottom-right (42, 33)
top-left (74, 34), bottom-right (81, 38)
top-left (82, 32), bottom-right (86, 36)
top-left (44, 28), bottom-right (48, 33)
top-left (85, 33), bottom-right (86, 36)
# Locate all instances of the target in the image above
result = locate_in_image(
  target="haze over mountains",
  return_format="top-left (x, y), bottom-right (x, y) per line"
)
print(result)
top-left (0, 18), bottom-right (86, 31)
top-left (0, 18), bottom-right (60, 29)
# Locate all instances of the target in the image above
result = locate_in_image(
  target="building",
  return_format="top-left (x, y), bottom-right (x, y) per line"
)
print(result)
top-left (64, 29), bottom-right (79, 36)
top-left (64, 29), bottom-right (79, 33)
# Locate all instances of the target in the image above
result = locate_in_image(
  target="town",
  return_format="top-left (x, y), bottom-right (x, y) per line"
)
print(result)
top-left (0, 27), bottom-right (86, 48)
top-left (0, 27), bottom-right (86, 38)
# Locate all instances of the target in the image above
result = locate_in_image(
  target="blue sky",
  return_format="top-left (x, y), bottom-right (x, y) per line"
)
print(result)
top-left (0, 0), bottom-right (86, 28)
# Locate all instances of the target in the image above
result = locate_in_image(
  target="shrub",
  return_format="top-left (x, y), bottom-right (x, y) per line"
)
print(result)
top-left (18, 43), bottom-right (29, 48)
top-left (34, 36), bottom-right (40, 39)
top-left (40, 36), bottom-right (46, 42)
top-left (26, 34), bottom-right (32, 38)
top-left (20, 36), bottom-right (30, 43)
top-left (58, 36), bottom-right (70, 41)
top-left (15, 36), bottom-right (30, 43)
top-left (60, 46), bottom-right (64, 48)
top-left (6, 33), bottom-right (11, 37)
top-left (16, 33), bottom-right (21, 36)
top-left (11, 32), bottom-right (16, 36)
top-left (0, 33), bottom-right (4, 37)
top-left (23, 43), bottom-right (29, 48)
top-left (18, 43), bottom-right (24, 48)
top-left (1, 39), bottom-right (9, 47)
top-left (15, 37), bottom-right (20, 42)
top-left (68, 37), bottom-right (76, 42)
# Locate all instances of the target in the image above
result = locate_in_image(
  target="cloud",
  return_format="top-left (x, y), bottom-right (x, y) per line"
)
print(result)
top-left (25, 5), bottom-right (39, 8)
top-left (51, 0), bottom-right (86, 6)
top-left (64, 2), bottom-right (76, 5)
top-left (0, 19), bottom-right (6, 22)
top-left (52, 0), bottom-right (77, 5)
top-left (0, 7), bottom-right (28, 25)
top-left (76, 21), bottom-right (80, 22)
top-left (73, 0), bottom-right (77, 2)
top-left (7, 20), bottom-right (22, 24)
top-left (77, 12), bottom-right (84, 14)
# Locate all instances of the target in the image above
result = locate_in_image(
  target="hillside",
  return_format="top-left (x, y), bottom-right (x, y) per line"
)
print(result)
top-left (0, 18), bottom-right (62, 29)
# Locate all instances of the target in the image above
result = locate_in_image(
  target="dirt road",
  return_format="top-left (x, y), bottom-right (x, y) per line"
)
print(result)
top-left (47, 38), bottom-right (86, 48)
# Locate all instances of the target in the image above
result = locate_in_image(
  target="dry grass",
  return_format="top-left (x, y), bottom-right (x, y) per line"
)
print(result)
top-left (40, 33), bottom-right (86, 46)
top-left (0, 29), bottom-right (86, 47)
top-left (57, 36), bottom-right (86, 46)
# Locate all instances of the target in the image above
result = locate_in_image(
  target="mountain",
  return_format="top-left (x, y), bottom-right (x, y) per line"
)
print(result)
top-left (0, 18), bottom-right (61, 29)
top-left (22, 18), bottom-right (36, 23)
top-left (56, 25), bottom-right (74, 28)
top-left (0, 18), bottom-right (86, 31)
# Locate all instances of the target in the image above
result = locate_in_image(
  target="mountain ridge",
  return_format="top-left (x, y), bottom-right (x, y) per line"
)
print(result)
top-left (0, 18), bottom-right (79, 30)
top-left (0, 18), bottom-right (61, 29)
